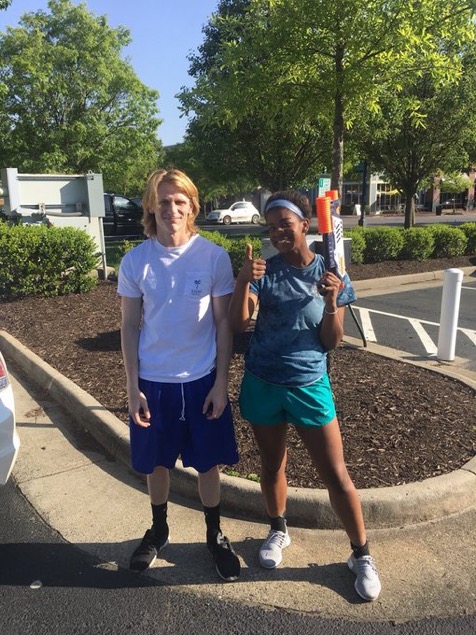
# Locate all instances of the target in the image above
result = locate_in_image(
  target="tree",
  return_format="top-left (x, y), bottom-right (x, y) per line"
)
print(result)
top-left (181, 0), bottom-right (476, 198)
top-left (180, 0), bottom-right (332, 193)
top-left (0, 1), bottom-right (12, 10)
top-left (165, 128), bottom-right (258, 204)
top-left (357, 36), bottom-right (476, 227)
top-left (439, 172), bottom-right (472, 212)
top-left (0, 0), bottom-right (162, 192)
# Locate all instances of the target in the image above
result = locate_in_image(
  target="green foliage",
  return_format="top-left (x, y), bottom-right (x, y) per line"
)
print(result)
top-left (459, 222), bottom-right (476, 255)
top-left (343, 228), bottom-right (365, 264)
top-left (0, 0), bottom-right (162, 192)
top-left (0, 224), bottom-right (98, 298)
top-left (104, 239), bottom-right (143, 273)
top-left (198, 229), bottom-right (232, 251)
top-left (227, 235), bottom-right (262, 277)
top-left (439, 172), bottom-right (472, 194)
top-left (199, 229), bottom-right (261, 276)
top-left (400, 228), bottom-right (435, 261)
top-left (363, 227), bottom-right (404, 263)
top-left (180, 0), bottom-right (476, 198)
top-left (426, 224), bottom-right (468, 258)
top-left (344, 224), bottom-right (473, 263)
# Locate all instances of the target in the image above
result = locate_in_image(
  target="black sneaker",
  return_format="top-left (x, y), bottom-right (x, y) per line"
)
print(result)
top-left (129, 528), bottom-right (170, 572)
top-left (208, 532), bottom-right (241, 582)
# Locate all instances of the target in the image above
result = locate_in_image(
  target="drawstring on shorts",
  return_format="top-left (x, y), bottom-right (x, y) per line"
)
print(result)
top-left (179, 383), bottom-right (186, 421)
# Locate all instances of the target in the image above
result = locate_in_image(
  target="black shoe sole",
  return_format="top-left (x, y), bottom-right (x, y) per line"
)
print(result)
top-left (129, 536), bottom-right (170, 573)
top-left (215, 564), bottom-right (240, 582)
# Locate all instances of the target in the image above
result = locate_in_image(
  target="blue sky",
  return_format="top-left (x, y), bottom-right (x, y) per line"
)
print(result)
top-left (0, 0), bottom-right (220, 146)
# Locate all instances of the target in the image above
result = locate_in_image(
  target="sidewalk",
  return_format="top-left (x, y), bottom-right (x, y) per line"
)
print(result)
top-left (3, 269), bottom-right (476, 622)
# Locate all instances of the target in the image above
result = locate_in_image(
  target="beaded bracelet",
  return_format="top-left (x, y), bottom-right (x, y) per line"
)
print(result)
top-left (324, 307), bottom-right (339, 315)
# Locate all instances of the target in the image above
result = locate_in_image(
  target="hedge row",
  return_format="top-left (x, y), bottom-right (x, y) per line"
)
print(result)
top-left (3, 221), bottom-right (474, 300)
top-left (121, 231), bottom-right (262, 278)
top-left (0, 223), bottom-right (99, 299)
top-left (344, 223), bottom-right (476, 264)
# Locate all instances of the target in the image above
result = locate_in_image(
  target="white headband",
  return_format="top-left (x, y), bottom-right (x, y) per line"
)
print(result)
top-left (264, 198), bottom-right (305, 219)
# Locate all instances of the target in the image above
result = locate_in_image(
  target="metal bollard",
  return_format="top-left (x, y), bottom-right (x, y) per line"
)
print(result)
top-left (437, 268), bottom-right (464, 361)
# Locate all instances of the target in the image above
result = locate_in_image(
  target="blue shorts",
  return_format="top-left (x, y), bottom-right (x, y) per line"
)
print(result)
top-left (239, 371), bottom-right (336, 428)
top-left (130, 371), bottom-right (239, 474)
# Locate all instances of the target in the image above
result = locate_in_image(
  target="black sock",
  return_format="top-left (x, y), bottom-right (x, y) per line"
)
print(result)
top-left (351, 540), bottom-right (370, 559)
top-left (151, 502), bottom-right (168, 537)
top-left (204, 504), bottom-right (221, 545)
top-left (269, 515), bottom-right (287, 533)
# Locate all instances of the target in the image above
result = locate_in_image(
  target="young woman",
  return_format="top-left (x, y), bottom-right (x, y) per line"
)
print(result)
top-left (118, 168), bottom-right (240, 582)
top-left (229, 190), bottom-right (381, 601)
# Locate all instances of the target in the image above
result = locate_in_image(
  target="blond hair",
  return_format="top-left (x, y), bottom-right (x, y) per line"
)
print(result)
top-left (142, 169), bottom-right (200, 238)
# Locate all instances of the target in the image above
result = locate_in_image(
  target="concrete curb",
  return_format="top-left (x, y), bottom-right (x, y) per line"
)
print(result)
top-left (2, 326), bottom-right (475, 530)
top-left (352, 265), bottom-right (476, 292)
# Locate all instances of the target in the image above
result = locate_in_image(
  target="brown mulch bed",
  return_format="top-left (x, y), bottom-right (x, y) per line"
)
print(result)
top-left (1, 255), bottom-right (475, 489)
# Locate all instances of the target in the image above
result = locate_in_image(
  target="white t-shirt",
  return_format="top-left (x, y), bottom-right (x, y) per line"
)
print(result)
top-left (117, 234), bottom-right (234, 383)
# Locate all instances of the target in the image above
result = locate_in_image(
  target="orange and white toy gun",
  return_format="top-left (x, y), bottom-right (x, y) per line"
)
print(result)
top-left (316, 193), bottom-right (345, 278)
top-left (319, 189), bottom-right (346, 277)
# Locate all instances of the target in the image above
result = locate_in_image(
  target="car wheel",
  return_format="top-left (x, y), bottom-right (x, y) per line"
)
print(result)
top-left (251, 214), bottom-right (259, 224)
top-left (223, 215), bottom-right (232, 225)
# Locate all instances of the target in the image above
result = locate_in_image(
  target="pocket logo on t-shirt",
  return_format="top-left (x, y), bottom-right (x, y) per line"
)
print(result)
top-left (185, 272), bottom-right (210, 298)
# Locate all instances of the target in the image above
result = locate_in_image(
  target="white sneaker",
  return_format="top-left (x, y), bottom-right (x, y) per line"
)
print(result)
top-left (259, 529), bottom-right (291, 569)
top-left (347, 553), bottom-right (382, 601)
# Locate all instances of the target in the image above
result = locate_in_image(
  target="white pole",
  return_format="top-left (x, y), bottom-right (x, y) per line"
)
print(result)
top-left (437, 268), bottom-right (464, 361)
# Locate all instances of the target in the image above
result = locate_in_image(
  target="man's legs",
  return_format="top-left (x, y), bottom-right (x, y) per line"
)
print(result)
top-left (129, 466), bottom-right (171, 572)
top-left (198, 465), bottom-right (241, 582)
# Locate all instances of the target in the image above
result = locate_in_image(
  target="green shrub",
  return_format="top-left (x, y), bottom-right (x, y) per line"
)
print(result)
top-left (427, 225), bottom-right (467, 258)
top-left (198, 229), bottom-right (232, 251)
top-left (198, 229), bottom-right (261, 276)
top-left (400, 228), bottom-right (435, 260)
top-left (344, 228), bottom-right (365, 264)
top-left (363, 227), bottom-right (404, 263)
top-left (0, 225), bottom-right (98, 299)
top-left (227, 235), bottom-right (262, 277)
top-left (459, 222), bottom-right (476, 255)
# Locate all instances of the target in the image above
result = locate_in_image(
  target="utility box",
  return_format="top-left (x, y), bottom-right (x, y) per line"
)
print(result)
top-left (1, 167), bottom-right (107, 272)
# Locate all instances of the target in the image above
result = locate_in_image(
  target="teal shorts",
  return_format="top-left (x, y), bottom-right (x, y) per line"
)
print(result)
top-left (238, 370), bottom-right (336, 428)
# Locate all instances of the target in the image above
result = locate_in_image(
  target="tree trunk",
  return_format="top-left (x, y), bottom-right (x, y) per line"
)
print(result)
top-left (404, 194), bottom-right (415, 228)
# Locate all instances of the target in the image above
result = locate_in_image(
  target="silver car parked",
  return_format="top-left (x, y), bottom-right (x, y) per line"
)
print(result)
top-left (206, 201), bottom-right (261, 225)
top-left (0, 352), bottom-right (19, 485)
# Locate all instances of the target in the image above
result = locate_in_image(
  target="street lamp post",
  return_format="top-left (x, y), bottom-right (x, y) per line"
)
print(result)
top-left (358, 159), bottom-right (368, 227)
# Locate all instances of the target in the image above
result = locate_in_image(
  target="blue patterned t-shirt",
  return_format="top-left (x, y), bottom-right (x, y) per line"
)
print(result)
top-left (245, 253), bottom-right (356, 387)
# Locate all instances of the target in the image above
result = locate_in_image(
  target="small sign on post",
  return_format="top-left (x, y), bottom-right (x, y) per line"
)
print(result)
top-left (317, 176), bottom-right (331, 197)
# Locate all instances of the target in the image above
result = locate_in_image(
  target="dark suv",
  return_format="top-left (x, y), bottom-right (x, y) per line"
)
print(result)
top-left (103, 193), bottom-right (143, 235)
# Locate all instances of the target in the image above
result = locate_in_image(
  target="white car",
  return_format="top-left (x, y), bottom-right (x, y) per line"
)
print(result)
top-left (0, 352), bottom-right (19, 485)
top-left (206, 201), bottom-right (261, 225)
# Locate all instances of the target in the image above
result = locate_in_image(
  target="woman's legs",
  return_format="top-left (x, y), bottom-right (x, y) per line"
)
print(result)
top-left (251, 423), bottom-right (288, 518)
top-left (251, 423), bottom-right (291, 568)
top-left (296, 418), bottom-right (367, 548)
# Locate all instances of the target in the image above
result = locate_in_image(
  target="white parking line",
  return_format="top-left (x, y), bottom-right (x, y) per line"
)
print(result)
top-left (408, 318), bottom-right (438, 355)
top-left (357, 307), bottom-right (377, 342)
top-left (352, 306), bottom-right (476, 350)
top-left (459, 328), bottom-right (476, 345)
